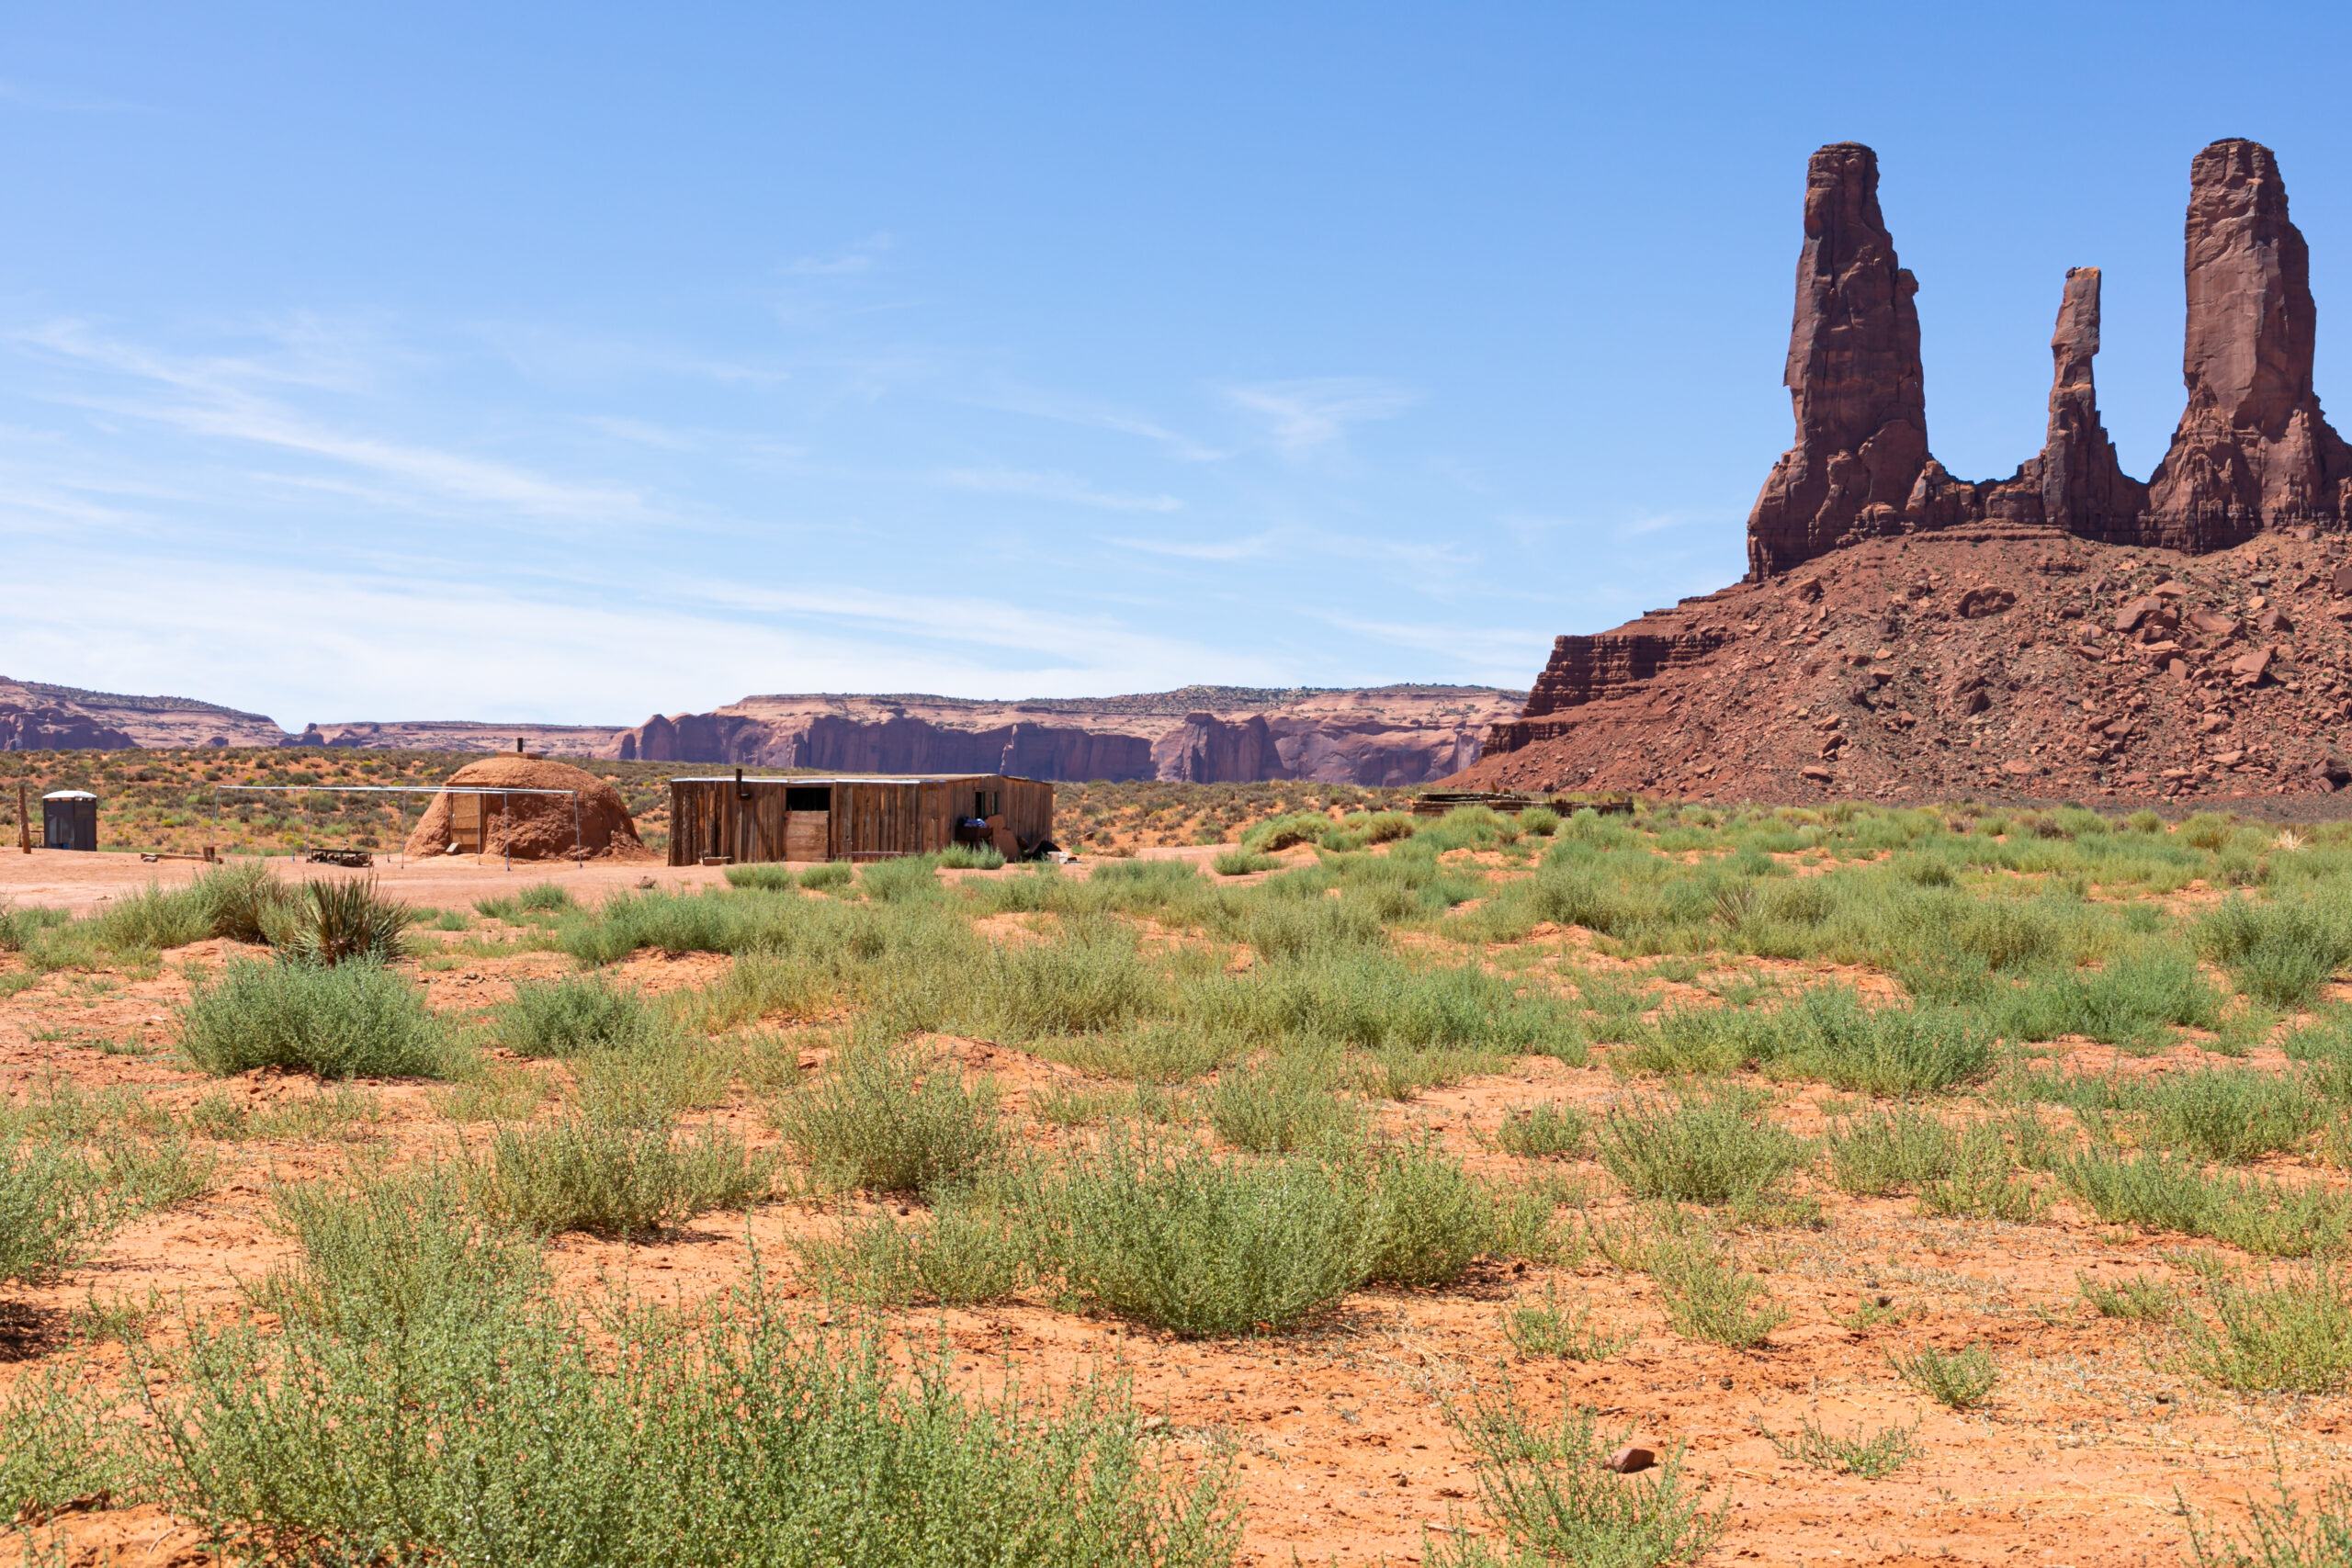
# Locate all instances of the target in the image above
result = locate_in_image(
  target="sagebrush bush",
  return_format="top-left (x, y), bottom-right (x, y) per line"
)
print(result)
top-left (2143, 1068), bottom-right (2322, 1163)
top-left (496, 974), bottom-right (673, 1057)
top-left (2174, 1264), bottom-right (2352, 1394)
top-left (2199, 893), bottom-right (2352, 1007)
top-left (1496, 1101), bottom-right (1589, 1158)
top-left (722, 863), bottom-right (799, 892)
top-left (773, 1042), bottom-right (1003, 1194)
top-left (1366, 1137), bottom-right (1495, 1288)
top-left (1207, 1054), bottom-right (1364, 1154)
top-left (937, 842), bottom-right (1007, 871)
top-left (1646, 1235), bottom-right (1787, 1347)
top-left (178, 959), bottom-right (455, 1079)
top-left (1429, 1391), bottom-right (1725, 1568)
top-left (0, 1134), bottom-right (115, 1284)
top-left (1039, 1138), bottom-right (1374, 1336)
top-left (1598, 1089), bottom-right (1805, 1206)
top-left (1504, 1282), bottom-right (1632, 1360)
top-left (471, 1112), bottom-right (771, 1238)
top-left (1889, 1342), bottom-right (1997, 1408)
top-left (143, 1236), bottom-right (1237, 1566)
top-left (475, 881), bottom-right (578, 919)
top-left (1822, 1107), bottom-right (1957, 1196)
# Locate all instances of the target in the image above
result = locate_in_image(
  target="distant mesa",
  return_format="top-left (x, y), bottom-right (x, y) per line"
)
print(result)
top-left (0, 675), bottom-right (1524, 789)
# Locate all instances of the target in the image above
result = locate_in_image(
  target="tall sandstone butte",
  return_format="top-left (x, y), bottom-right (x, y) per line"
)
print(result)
top-left (2145, 137), bottom-right (2352, 546)
top-left (1473, 136), bottom-right (2352, 782)
top-left (1746, 136), bottom-right (2346, 581)
top-left (1746, 142), bottom-right (1930, 579)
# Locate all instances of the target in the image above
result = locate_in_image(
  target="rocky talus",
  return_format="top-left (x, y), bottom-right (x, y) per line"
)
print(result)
top-left (1453, 531), bottom-right (2352, 803)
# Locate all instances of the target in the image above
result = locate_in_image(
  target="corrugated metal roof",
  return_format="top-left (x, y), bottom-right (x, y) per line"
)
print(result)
top-left (42, 790), bottom-right (96, 800)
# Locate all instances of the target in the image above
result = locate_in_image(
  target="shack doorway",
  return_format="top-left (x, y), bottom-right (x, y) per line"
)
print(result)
top-left (784, 784), bottom-right (830, 862)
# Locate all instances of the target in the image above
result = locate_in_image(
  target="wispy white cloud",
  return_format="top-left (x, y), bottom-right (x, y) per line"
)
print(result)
top-left (940, 467), bottom-right (1181, 513)
top-left (1225, 377), bottom-right (1421, 455)
top-left (15, 320), bottom-right (660, 522)
top-left (967, 382), bottom-right (1228, 463)
top-left (785, 233), bottom-right (896, 276)
top-left (1102, 532), bottom-right (1272, 562)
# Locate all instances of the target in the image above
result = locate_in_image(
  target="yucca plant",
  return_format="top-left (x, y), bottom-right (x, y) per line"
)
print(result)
top-left (274, 877), bottom-right (415, 966)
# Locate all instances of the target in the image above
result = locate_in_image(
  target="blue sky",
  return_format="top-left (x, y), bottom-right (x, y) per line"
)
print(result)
top-left (4, 3), bottom-right (2350, 728)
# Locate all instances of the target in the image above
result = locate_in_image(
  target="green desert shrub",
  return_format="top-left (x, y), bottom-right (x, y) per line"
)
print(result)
top-left (144, 1248), bottom-right (1236, 1567)
top-left (86, 880), bottom-right (209, 953)
top-left (773, 1042), bottom-right (1003, 1194)
top-left (1496, 1101), bottom-right (1589, 1159)
top-left (1038, 1138), bottom-right (1374, 1337)
top-left (797, 862), bottom-right (854, 891)
top-left (2174, 1265), bottom-right (2352, 1395)
top-left (470, 1113), bottom-right (770, 1238)
top-left (1915, 1123), bottom-right (2043, 1222)
top-left (1888, 1342), bottom-right (1997, 1409)
top-left (859, 854), bottom-right (943, 903)
top-left (254, 1164), bottom-right (546, 1341)
top-left (1207, 1055), bottom-right (1364, 1154)
top-left (2143, 1068), bottom-right (2323, 1164)
top-left (1597, 1088), bottom-right (1805, 1207)
top-left (1366, 1137), bottom-right (1496, 1289)
top-left (0, 1134), bottom-right (117, 1285)
top-left (1821, 1106), bottom-right (1958, 1196)
top-left (2185, 1470), bottom-right (2352, 1568)
top-left (496, 974), bottom-right (674, 1057)
top-left (796, 1192), bottom-right (1029, 1309)
top-left (2056, 1149), bottom-right (2351, 1256)
top-left (937, 841), bottom-right (1007, 871)
top-left (2199, 893), bottom-right (2352, 1007)
top-left (1759, 1416), bottom-right (1919, 1480)
top-left (722, 863), bottom-right (799, 891)
top-left (177, 959), bottom-right (455, 1079)
top-left (1645, 1235), bottom-right (1787, 1348)
top-left (191, 861), bottom-right (291, 943)
top-left (474, 880), bottom-right (578, 919)
top-left (1503, 1282), bottom-right (1633, 1361)
top-left (1429, 1392), bottom-right (1725, 1568)
top-left (1210, 850), bottom-right (1281, 876)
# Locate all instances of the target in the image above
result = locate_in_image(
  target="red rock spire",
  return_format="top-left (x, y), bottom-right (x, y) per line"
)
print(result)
top-left (2146, 139), bottom-right (2352, 544)
top-left (1747, 142), bottom-right (1931, 579)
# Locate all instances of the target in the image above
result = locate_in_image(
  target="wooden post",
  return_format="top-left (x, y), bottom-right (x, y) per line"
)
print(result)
top-left (17, 779), bottom-right (28, 854)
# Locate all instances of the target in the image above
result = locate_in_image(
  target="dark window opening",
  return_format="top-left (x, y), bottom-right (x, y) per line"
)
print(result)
top-left (786, 785), bottom-right (831, 812)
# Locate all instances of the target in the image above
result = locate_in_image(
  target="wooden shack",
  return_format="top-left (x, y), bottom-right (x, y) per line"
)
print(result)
top-left (665, 773), bottom-right (1055, 867)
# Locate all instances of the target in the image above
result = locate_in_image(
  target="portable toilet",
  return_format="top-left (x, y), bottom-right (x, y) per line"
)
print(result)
top-left (41, 791), bottom-right (96, 852)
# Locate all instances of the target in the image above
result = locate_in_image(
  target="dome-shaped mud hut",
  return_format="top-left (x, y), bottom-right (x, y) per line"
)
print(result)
top-left (402, 757), bottom-right (651, 862)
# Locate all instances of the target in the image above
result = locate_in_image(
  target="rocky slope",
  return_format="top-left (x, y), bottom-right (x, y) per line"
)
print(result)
top-left (1467, 136), bottom-right (2352, 805)
top-left (615, 685), bottom-right (1521, 784)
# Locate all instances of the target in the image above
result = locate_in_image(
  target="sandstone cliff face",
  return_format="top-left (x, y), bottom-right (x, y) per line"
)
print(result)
top-left (1485, 626), bottom-right (1734, 753)
top-left (616, 687), bottom-right (1521, 786)
top-left (2146, 139), bottom-right (2352, 547)
top-left (0, 678), bottom-right (277, 750)
top-left (1746, 143), bottom-right (1931, 579)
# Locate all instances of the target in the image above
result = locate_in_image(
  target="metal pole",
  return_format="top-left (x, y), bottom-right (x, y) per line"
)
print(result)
top-left (17, 778), bottom-right (28, 854)
top-left (503, 791), bottom-right (510, 874)
top-left (572, 790), bottom-right (581, 868)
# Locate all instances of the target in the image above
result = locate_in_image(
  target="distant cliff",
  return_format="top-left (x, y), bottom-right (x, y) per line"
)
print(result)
top-left (0, 675), bottom-right (1521, 786)
top-left (616, 686), bottom-right (1523, 784)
